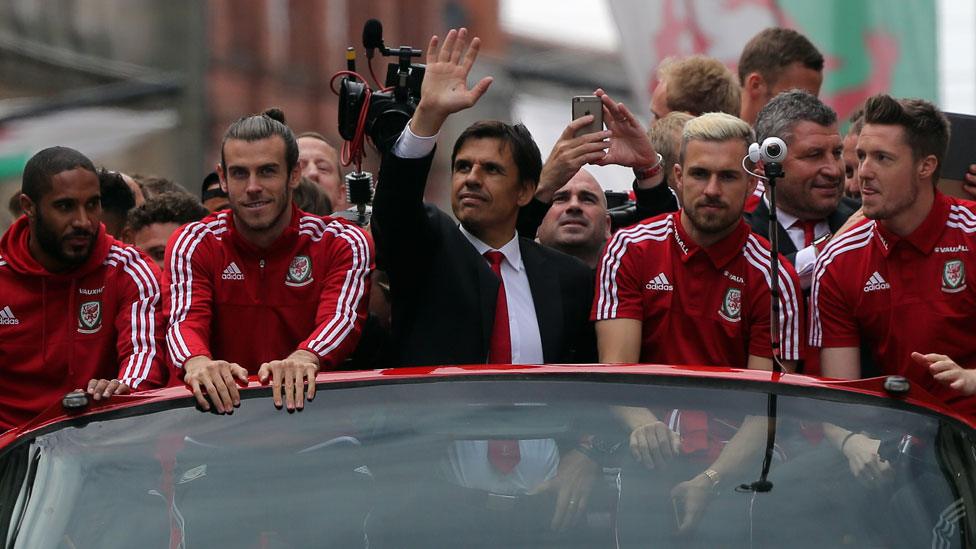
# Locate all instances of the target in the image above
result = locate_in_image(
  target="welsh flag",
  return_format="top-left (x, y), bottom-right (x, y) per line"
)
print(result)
top-left (607, 0), bottom-right (938, 124)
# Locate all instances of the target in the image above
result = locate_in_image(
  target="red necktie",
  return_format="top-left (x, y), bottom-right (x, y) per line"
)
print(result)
top-left (483, 251), bottom-right (519, 473)
top-left (679, 410), bottom-right (709, 455)
top-left (799, 220), bottom-right (818, 247)
top-left (484, 251), bottom-right (512, 364)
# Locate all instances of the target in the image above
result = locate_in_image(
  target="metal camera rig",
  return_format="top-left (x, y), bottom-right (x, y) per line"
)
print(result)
top-left (331, 19), bottom-right (425, 226)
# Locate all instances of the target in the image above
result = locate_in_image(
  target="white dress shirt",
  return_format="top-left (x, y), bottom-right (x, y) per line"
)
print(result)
top-left (768, 204), bottom-right (828, 291)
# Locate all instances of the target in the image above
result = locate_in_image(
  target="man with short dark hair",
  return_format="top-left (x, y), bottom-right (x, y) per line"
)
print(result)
top-left (0, 146), bottom-right (165, 430)
top-left (738, 28), bottom-right (825, 125)
top-left (796, 96), bottom-right (976, 543)
top-left (812, 94), bottom-right (976, 415)
top-left (370, 28), bottom-right (598, 541)
top-left (125, 192), bottom-right (209, 268)
top-left (651, 55), bottom-right (741, 120)
top-left (200, 171), bottom-right (229, 212)
top-left (98, 168), bottom-right (136, 239)
top-left (373, 31), bottom-right (593, 368)
top-left (165, 109), bottom-right (373, 413)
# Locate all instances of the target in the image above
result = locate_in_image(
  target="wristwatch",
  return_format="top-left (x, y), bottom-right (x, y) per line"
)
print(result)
top-left (813, 232), bottom-right (832, 255)
top-left (701, 468), bottom-right (721, 489)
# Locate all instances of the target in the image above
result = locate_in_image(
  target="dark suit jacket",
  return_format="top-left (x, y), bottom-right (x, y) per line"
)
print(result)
top-left (745, 196), bottom-right (860, 266)
top-left (372, 150), bottom-right (596, 367)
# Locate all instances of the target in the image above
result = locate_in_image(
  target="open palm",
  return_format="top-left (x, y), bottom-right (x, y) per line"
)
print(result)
top-left (419, 28), bottom-right (493, 118)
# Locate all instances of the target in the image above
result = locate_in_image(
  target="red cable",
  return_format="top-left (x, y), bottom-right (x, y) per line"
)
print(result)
top-left (368, 57), bottom-right (385, 91)
top-left (329, 69), bottom-right (393, 172)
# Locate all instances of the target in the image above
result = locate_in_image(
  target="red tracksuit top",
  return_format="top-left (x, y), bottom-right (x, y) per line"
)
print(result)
top-left (163, 206), bottom-right (373, 373)
top-left (0, 217), bottom-right (165, 430)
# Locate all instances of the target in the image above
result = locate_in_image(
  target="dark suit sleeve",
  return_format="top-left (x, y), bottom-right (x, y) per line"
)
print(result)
top-left (634, 176), bottom-right (679, 221)
top-left (516, 198), bottom-right (550, 239)
top-left (568, 264), bottom-right (598, 363)
top-left (371, 149), bottom-right (438, 274)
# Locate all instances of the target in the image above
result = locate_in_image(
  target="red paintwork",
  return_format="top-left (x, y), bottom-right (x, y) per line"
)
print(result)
top-left (2, 363), bottom-right (973, 448)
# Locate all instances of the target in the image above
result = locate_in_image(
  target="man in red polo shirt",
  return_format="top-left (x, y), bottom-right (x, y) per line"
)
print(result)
top-left (811, 94), bottom-right (976, 481)
top-left (594, 112), bottom-right (802, 540)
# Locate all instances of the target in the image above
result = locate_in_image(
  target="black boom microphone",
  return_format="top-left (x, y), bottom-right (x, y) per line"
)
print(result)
top-left (363, 18), bottom-right (387, 58)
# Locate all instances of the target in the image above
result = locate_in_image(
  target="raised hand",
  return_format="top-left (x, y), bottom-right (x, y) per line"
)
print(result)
top-left (593, 88), bottom-right (658, 169)
top-left (536, 117), bottom-right (611, 202)
top-left (411, 28), bottom-right (494, 137)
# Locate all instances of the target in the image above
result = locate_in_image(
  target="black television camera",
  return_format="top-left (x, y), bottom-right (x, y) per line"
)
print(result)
top-left (333, 19), bottom-right (425, 226)
top-left (337, 19), bottom-right (425, 155)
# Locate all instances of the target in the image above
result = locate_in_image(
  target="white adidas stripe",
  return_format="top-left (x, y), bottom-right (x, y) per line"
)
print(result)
top-left (597, 216), bottom-right (674, 319)
top-left (167, 215), bottom-right (228, 367)
top-left (810, 221), bottom-right (876, 346)
top-left (743, 236), bottom-right (801, 360)
top-left (105, 245), bottom-right (160, 388)
top-left (301, 217), bottom-right (372, 357)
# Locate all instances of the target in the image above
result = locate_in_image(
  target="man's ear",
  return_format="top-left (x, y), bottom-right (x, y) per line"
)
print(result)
top-left (18, 193), bottom-right (34, 219)
top-left (917, 154), bottom-right (938, 182)
top-left (673, 163), bottom-right (684, 195)
top-left (744, 72), bottom-right (766, 99)
top-left (603, 213), bottom-right (612, 240)
top-left (216, 164), bottom-right (228, 193)
top-left (517, 179), bottom-right (537, 207)
top-left (288, 166), bottom-right (302, 190)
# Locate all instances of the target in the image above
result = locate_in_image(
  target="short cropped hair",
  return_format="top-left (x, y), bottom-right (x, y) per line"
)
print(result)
top-left (659, 55), bottom-right (741, 116)
top-left (451, 121), bottom-right (542, 188)
top-left (738, 28), bottom-right (824, 88)
top-left (755, 89), bottom-right (837, 145)
top-left (126, 192), bottom-right (209, 234)
top-left (848, 106), bottom-right (865, 136)
top-left (221, 108), bottom-right (299, 175)
top-left (679, 112), bottom-right (755, 164)
top-left (135, 175), bottom-right (191, 199)
top-left (650, 111), bottom-right (694, 175)
top-left (862, 94), bottom-right (950, 182)
top-left (98, 169), bottom-right (135, 219)
top-left (21, 146), bottom-right (96, 202)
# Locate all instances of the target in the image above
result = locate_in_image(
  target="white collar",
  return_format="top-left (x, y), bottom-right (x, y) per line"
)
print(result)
top-left (764, 195), bottom-right (806, 230)
top-left (458, 224), bottom-right (523, 272)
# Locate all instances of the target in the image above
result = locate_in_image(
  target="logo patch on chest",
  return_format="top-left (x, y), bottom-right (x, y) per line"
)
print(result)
top-left (718, 287), bottom-right (742, 322)
top-left (78, 300), bottom-right (102, 334)
top-left (285, 255), bottom-right (313, 287)
top-left (942, 259), bottom-right (967, 293)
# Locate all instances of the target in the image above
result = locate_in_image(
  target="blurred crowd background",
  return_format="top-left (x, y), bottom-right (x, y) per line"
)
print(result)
top-left (0, 0), bottom-right (972, 228)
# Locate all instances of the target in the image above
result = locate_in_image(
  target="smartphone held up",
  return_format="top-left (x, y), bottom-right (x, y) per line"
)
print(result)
top-left (572, 95), bottom-right (604, 137)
